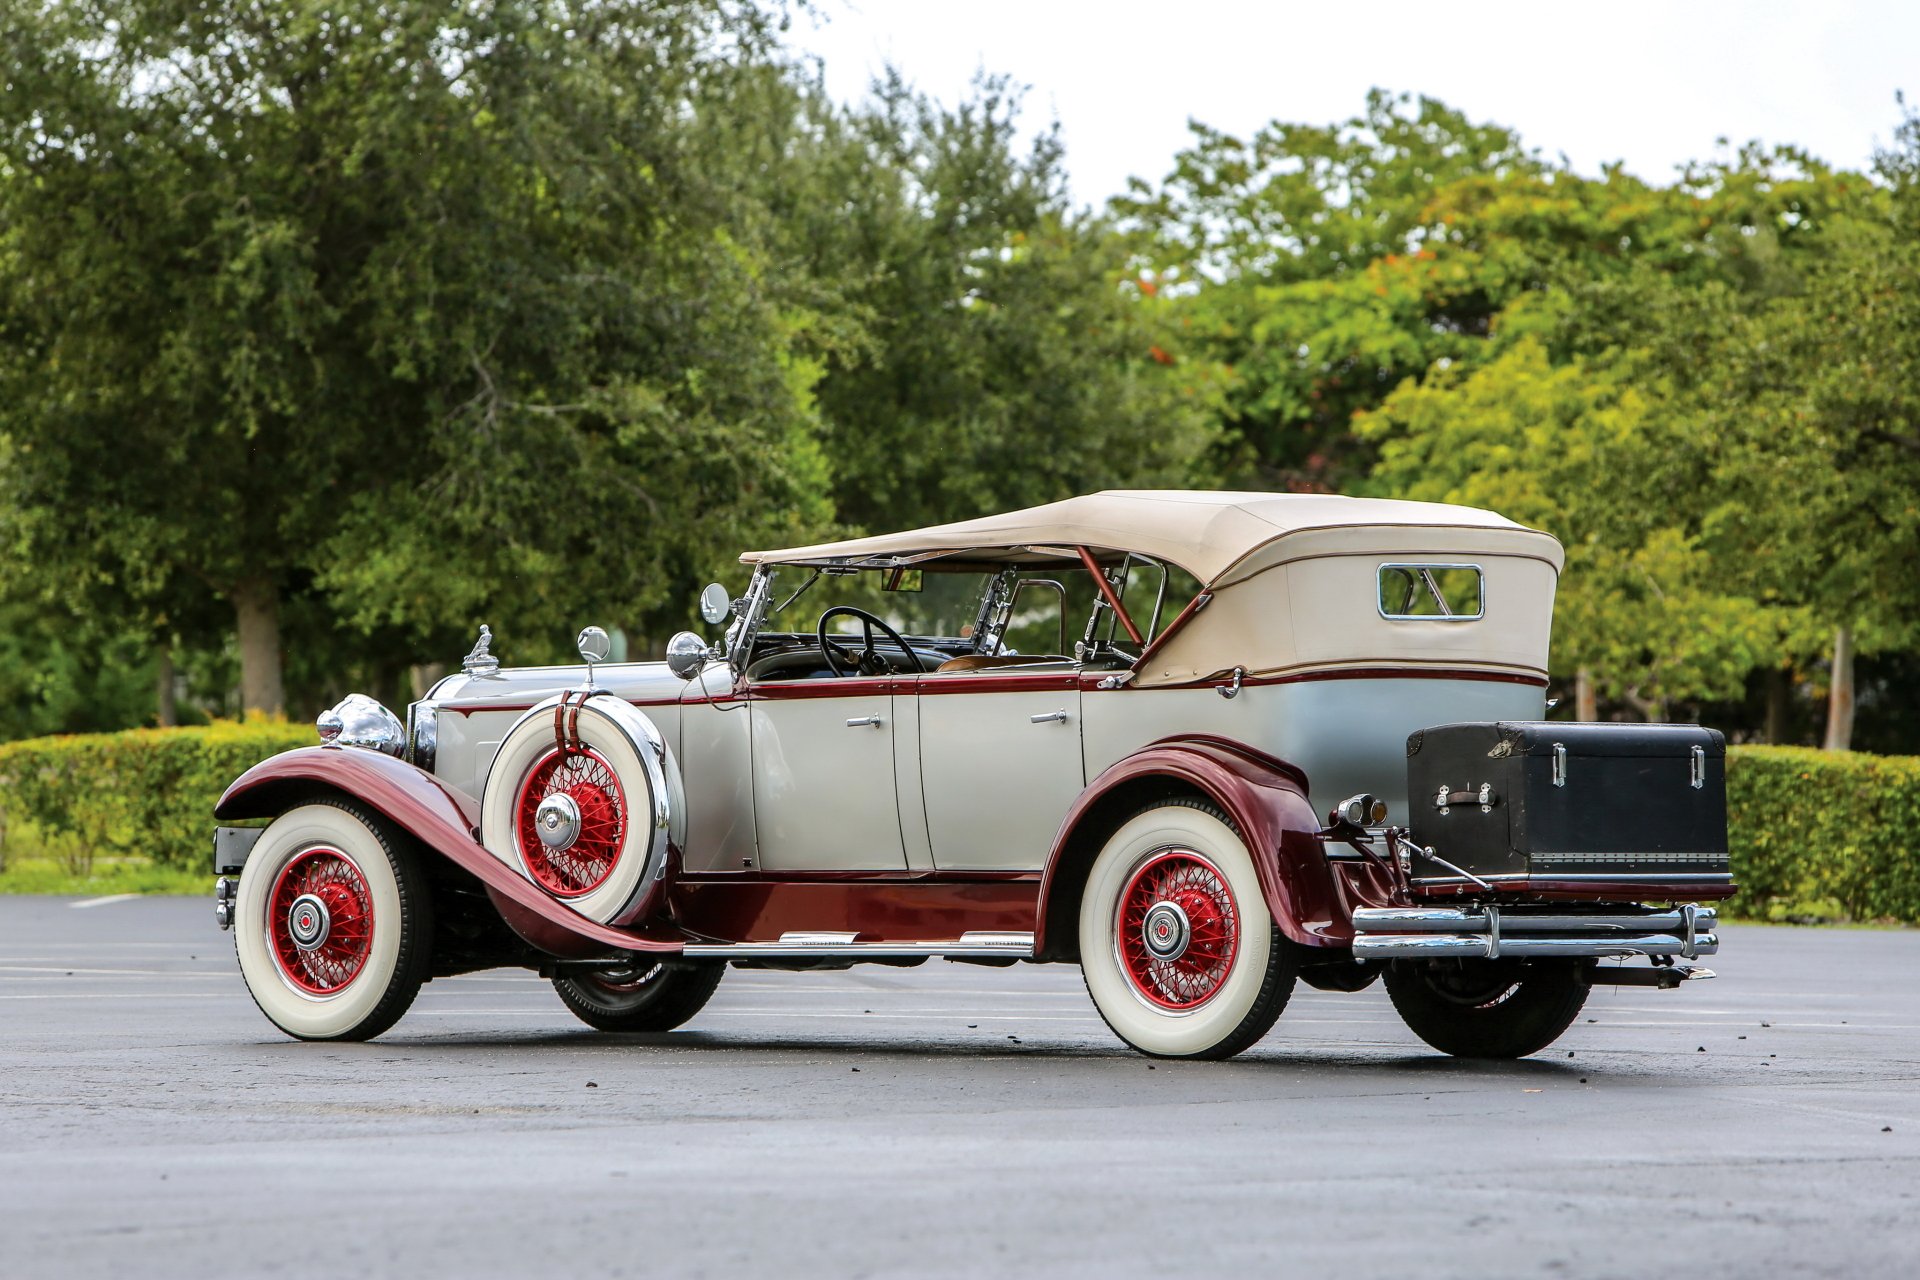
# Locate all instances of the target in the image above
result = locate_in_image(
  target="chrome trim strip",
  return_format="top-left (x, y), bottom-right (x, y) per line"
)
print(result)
top-left (683, 930), bottom-right (1036, 960)
top-left (1529, 851), bottom-right (1729, 864)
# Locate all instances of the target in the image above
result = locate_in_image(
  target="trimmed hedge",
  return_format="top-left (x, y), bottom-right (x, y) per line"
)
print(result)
top-left (1727, 745), bottom-right (1920, 923)
top-left (0, 725), bottom-right (1914, 919)
top-left (0, 720), bottom-right (313, 872)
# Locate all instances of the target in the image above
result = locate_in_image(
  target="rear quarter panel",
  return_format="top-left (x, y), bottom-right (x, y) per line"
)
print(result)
top-left (1081, 675), bottom-right (1545, 828)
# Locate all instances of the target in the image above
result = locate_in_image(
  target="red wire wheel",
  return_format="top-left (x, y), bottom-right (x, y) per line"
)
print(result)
top-left (267, 847), bottom-right (375, 996)
top-left (1116, 849), bottom-right (1240, 1010)
top-left (513, 747), bottom-right (628, 898)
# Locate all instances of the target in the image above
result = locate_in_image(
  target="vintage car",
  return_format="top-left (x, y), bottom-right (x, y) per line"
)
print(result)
top-left (212, 490), bottom-right (1731, 1059)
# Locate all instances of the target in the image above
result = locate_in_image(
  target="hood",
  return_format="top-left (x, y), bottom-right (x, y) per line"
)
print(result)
top-left (426, 661), bottom-right (690, 709)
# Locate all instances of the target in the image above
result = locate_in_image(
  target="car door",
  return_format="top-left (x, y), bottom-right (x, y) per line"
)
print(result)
top-left (749, 676), bottom-right (910, 872)
top-left (915, 671), bottom-right (1085, 871)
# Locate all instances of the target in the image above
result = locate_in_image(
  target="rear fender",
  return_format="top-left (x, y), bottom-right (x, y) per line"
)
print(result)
top-left (215, 746), bottom-right (683, 957)
top-left (1033, 735), bottom-right (1344, 960)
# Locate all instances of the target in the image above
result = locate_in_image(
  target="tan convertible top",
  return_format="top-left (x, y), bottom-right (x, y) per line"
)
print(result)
top-left (742, 490), bottom-right (1563, 586)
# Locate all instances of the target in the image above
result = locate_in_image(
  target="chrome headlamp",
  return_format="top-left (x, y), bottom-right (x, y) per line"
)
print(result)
top-left (316, 694), bottom-right (406, 759)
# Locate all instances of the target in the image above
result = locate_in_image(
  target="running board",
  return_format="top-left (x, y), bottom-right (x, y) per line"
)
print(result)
top-left (681, 931), bottom-right (1036, 960)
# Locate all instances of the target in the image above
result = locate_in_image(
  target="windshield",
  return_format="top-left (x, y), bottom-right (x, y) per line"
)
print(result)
top-left (746, 553), bottom-right (1198, 662)
top-left (759, 565), bottom-right (999, 641)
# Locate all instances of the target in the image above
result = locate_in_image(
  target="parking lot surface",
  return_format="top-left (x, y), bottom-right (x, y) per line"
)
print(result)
top-left (2, 895), bottom-right (1917, 1278)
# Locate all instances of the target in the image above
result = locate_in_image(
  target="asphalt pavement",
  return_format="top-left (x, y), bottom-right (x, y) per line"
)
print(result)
top-left (2, 895), bottom-right (1917, 1279)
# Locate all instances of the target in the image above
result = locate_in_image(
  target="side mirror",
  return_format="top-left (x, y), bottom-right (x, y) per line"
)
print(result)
top-left (576, 626), bottom-right (612, 664)
top-left (576, 625), bottom-right (612, 691)
top-left (666, 630), bottom-right (711, 680)
top-left (699, 582), bottom-right (733, 626)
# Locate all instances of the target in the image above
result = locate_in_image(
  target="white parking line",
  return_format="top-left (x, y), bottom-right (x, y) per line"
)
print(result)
top-left (68, 895), bottom-right (142, 909)
top-left (410, 1007), bottom-right (1109, 1022)
top-left (0, 992), bottom-right (229, 1000)
top-left (0, 966), bottom-right (233, 977)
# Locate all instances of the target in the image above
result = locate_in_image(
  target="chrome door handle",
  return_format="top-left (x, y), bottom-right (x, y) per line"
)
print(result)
top-left (1029, 709), bottom-right (1070, 724)
top-left (845, 714), bottom-right (884, 729)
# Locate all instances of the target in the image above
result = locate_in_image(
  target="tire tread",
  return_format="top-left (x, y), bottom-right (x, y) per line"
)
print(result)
top-left (552, 963), bottom-right (725, 1033)
top-left (1383, 961), bottom-right (1589, 1058)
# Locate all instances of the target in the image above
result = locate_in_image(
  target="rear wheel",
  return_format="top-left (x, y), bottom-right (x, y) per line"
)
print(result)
top-left (1078, 801), bottom-right (1295, 1060)
top-left (552, 962), bottom-right (724, 1032)
top-left (233, 800), bottom-right (432, 1041)
top-left (1384, 958), bottom-right (1590, 1058)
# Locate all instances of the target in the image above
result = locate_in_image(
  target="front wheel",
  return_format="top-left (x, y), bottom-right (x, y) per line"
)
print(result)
top-left (233, 800), bottom-right (433, 1041)
top-left (552, 961), bottom-right (725, 1032)
top-left (1383, 958), bottom-right (1590, 1058)
top-left (1078, 801), bottom-right (1296, 1060)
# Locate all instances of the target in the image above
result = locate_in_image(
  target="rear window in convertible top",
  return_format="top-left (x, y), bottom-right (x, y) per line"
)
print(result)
top-left (1378, 564), bottom-right (1483, 620)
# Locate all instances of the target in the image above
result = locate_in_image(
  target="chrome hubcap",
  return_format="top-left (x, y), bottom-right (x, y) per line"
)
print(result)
top-left (534, 793), bottom-right (583, 852)
top-left (287, 893), bottom-right (331, 952)
top-left (1142, 901), bottom-right (1191, 962)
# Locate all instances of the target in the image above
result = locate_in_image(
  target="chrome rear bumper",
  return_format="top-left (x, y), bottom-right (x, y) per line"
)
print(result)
top-left (1350, 904), bottom-right (1717, 961)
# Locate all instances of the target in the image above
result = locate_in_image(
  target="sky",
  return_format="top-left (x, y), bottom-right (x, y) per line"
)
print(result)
top-left (785, 0), bottom-right (1917, 207)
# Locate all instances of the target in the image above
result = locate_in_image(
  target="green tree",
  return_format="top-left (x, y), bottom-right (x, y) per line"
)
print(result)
top-left (1696, 218), bottom-right (1920, 748)
top-left (0, 0), bottom-right (832, 715)
top-left (785, 72), bottom-right (1220, 533)
top-left (1114, 91), bottom-right (1543, 489)
top-left (1357, 336), bottom-right (1788, 716)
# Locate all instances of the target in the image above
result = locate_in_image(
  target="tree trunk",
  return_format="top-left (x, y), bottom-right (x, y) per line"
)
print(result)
top-left (234, 580), bottom-right (285, 717)
top-left (1764, 666), bottom-right (1791, 745)
top-left (155, 646), bottom-right (177, 727)
top-left (1822, 625), bottom-right (1855, 752)
top-left (1575, 667), bottom-right (1597, 722)
top-left (408, 663), bottom-right (449, 700)
top-left (1621, 687), bottom-right (1666, 722)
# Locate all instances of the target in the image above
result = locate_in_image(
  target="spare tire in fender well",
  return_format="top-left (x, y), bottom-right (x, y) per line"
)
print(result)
top-left (1033, 735), bottom-right (1343, 962)
top-left (478, 693), bottom-right (684, 928)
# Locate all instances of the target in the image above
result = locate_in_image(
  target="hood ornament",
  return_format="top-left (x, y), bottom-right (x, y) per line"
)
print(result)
top-left (462, 624), bottom-right (501, 677)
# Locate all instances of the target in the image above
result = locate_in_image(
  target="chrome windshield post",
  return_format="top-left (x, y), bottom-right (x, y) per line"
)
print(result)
top-left (725, 565), bottom-right (775, 672)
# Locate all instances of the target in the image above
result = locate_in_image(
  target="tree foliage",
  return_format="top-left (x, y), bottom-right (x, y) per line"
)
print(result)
top-left (1126, 89), bottom-right (1913, 736)
top-left (0, 8), bottom-right (1912, 748)
top-left (0, 2), bottom-right (1204, 721)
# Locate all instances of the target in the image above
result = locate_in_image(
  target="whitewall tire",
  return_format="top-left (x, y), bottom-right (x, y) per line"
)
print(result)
top-left (233, 800), bottom-right (432, 1042)
top-left (480, 696), bottom-right (672, 926)
top-left (1079, 801), bottom-right (1296, 1060)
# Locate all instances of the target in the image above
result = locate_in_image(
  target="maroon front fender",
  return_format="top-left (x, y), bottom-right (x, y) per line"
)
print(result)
top-left (1034, 735), bottom-right (1345, 960)
top-left (216, 747), bottom-right (683, 957)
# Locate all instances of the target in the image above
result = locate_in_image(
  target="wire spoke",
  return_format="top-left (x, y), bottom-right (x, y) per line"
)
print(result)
top-left (516, 747), bottom-right (628, 897)
top-left (269, 848), bottom-right (374, 996)
top-left (1116, 849), bottom-right (1240, 1010)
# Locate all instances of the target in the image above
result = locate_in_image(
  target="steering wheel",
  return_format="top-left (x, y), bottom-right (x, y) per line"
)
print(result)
top-left (816, 606), bottom-right (926, 677)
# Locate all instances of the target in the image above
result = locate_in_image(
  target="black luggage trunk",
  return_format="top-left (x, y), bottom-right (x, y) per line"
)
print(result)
top-left (1404, 721), bottom-right (1729, 886)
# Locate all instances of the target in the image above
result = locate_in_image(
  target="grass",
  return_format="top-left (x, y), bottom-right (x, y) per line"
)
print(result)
top-left (0, 854), bottom-right (208, 896)
top-left (0, 813), bottom-right (209, 895)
